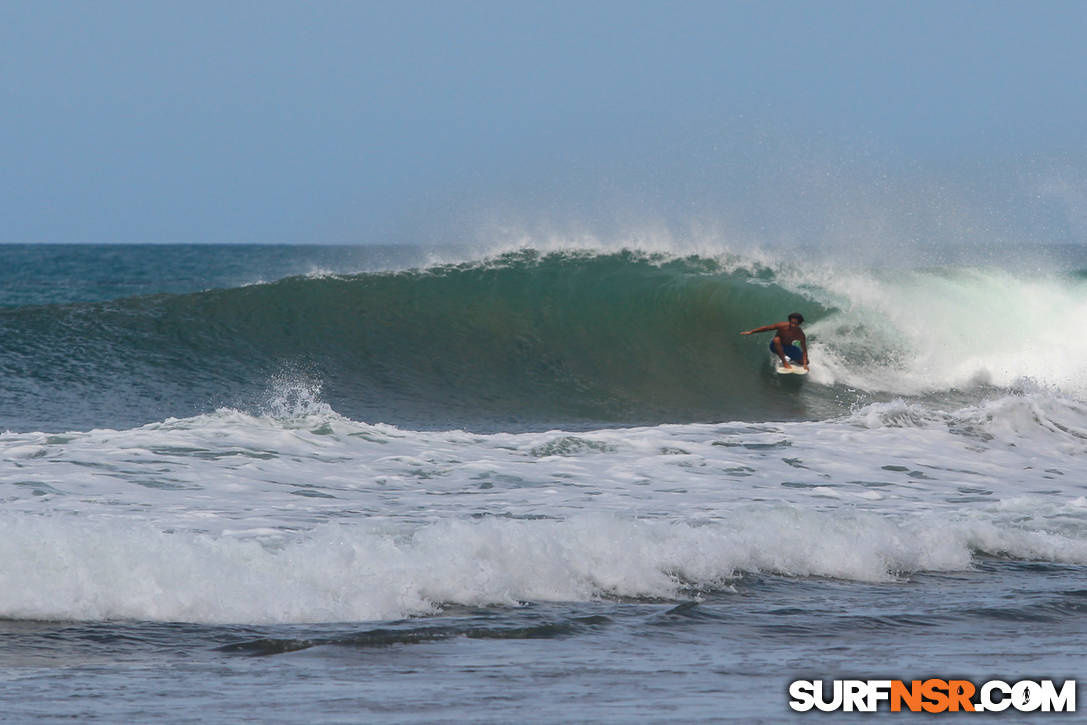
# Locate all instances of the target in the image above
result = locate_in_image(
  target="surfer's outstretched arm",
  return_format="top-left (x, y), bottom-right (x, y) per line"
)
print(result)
top-left (740, 323), bottom-right (782, 335)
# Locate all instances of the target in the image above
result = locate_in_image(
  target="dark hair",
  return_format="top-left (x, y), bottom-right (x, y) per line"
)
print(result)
top-left (788, 312), bottom-right (804, 323)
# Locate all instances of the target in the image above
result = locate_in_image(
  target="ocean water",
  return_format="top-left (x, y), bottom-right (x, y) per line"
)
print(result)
top-left (1, 243), bottom-right (1085, 723)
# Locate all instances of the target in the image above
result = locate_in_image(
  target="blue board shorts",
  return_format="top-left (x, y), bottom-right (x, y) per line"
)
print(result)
top-left (771, 342), bottom-right (804, 361)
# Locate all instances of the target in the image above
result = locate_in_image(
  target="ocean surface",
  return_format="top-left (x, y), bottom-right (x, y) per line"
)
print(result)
top-left (2, 242), bottom-right (1085, 723)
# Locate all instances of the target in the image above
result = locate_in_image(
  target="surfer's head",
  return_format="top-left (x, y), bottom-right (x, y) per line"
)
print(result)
top-left (788, 313), bottom-right (804, 325)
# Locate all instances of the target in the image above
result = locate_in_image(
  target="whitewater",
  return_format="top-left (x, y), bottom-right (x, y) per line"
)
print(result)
top-left (1, 243), bottom-right (1085, 723)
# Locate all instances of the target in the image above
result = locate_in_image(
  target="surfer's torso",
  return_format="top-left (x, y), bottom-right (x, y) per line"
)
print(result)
top-left (775, 323), bottom-right (805, 347)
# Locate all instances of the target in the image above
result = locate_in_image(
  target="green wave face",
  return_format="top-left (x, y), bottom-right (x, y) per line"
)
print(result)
top-left (0, 250), bottom-right (836, 431)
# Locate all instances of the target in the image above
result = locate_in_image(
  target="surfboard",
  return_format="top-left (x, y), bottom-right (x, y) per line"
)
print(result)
top-left (775, 365), bottom-right (808, 375)
top-left (772, 356), bottom-right (808, 375)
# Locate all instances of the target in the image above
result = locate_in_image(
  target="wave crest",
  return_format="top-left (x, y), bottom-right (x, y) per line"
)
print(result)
top-left (3, 248), bottom-right (1085, 431)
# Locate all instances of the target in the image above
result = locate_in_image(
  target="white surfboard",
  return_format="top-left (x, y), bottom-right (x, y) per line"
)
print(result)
top-left (772, 356), bottom-right (808, 375)
top-left (775, 364), bottom-right (808, 375)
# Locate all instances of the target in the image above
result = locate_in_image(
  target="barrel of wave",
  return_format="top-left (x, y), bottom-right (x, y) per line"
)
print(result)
top-left (791, 266), bottom-right (1087, 399)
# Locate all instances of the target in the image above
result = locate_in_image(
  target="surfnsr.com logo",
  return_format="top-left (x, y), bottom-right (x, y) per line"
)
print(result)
top-left (789, 679), bottom-right (1076, 713)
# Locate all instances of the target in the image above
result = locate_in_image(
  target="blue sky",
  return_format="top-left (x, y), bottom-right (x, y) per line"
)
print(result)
top-left (2, 1), bottom-right (1085, 244)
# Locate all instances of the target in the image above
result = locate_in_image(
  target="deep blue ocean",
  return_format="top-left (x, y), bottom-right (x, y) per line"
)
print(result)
top-left (2, 243), bottom-right (1085, 722)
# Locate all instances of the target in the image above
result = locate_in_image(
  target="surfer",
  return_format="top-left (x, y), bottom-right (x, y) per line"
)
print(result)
top-left (740, 313), bottom-right (809, 370)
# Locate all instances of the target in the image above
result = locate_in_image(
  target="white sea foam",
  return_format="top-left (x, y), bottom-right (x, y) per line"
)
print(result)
top-left (3, 384), bottom-right (1087, 623)
top-left (3, 389), bottom-right (1086, 526)
top-left (2, 508), bottom-right (1085, 624)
